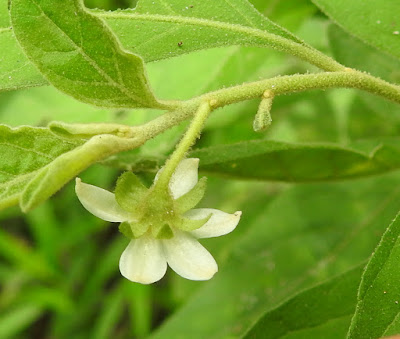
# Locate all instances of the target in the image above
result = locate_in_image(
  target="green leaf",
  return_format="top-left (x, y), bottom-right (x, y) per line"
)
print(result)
top-left (328, 25), bottom-right (400, 134)
top-left (312, 0), bottom-right (400, 60)
top-left (0, 1), bottom-right (46, 92)
top-left (0, 125), bottom-right (82, 211)
top-left (0, 304), bottom-right (43, 339)
top-left (0, 226), bottom-right (57, 279)
top-left (151, 172), bottom-right (400, 339)
top-left (348, 212), bottom-right (400, 338)
top-left (2, 0), bottom-right (314, 93)
top-left (0, 124), bottom-right (140, 213)
top-left (190, 139), bottom-right (400, 182)
top-left (95, 0), bottom-right (305, 63)
top-left (329, 25), bottom-right (400, 86)
top-left (10, 0), bottom-right (162, 109)
top-left (244, 265), bottom-right (364, 339)
top-left (92, 284), bottom-right (125, 339)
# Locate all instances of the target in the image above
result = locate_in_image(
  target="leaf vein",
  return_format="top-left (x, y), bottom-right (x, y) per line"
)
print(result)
top-left (0, 27), bottom-right (12, 34)
top-left (134, 25), bottom-right (182, 50)
top-left (0, 142), bottom-right (55, 160)
top-left (0, 169), bottom-right (17, 178)
top-left (158, 0), bottom-right (176, 15)
top-left (222, 0), bottom-right (257, 28)
top-left (97, 12), bottom-right (293, 48)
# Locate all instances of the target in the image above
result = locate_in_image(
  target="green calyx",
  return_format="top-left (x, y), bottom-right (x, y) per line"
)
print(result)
top-left (114, 171), bottom-right (209, 240)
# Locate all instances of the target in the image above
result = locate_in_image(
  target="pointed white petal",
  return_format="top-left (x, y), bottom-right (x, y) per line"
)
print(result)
top-left (185, 208), bottom-right (241, 239)
top-left (154, 158), bottom-right (199, 199)
top-left (75, 178), bottom-right (130, 222)
top-left (169, 158), bottom-right (199, 199)
top-left (119, 237), bottom-right (167, 284)
top-left (163, 230), bottom-right (217, 280)
top-left (154, 159), bottom-right (199, 199)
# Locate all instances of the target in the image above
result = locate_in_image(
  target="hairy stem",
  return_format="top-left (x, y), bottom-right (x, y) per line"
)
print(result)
top-left (63, 70), bottom-right (400, 159)
top-left (188, 70), bottom-right (400, 109)
top-left (153, 101), bottom-right (212, 190)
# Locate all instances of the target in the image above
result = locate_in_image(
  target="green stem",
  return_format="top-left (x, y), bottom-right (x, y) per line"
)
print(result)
top-left (59, 70), bottom-right (400, 155)
top-left (188, 70), bottom-right (400, 109)
top-left (153, 101), bottom-right (212, 190)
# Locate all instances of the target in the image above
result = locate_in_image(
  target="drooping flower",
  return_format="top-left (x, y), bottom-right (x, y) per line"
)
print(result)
top-left (75, 158), bottom-right (241, 284)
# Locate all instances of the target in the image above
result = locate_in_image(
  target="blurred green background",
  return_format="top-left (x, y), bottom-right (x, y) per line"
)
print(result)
top-left (1, 0), bottom-right (400, 338)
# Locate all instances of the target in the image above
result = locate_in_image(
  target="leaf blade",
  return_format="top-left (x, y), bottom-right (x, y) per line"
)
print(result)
top-left (348, 212), bottom-right (400, 338)
top-left (98, 0), bottom-right (305, 63)
top-left (189, 139), bottom-right (400, 182)
top-left (244, 265), bottom-right (364, 339)
top-left (312, 0), bottom-right (400, 60)
top-left (0, 0), bottom-right (47, 92)
top-left (10, 0), bottom-right (162, 108)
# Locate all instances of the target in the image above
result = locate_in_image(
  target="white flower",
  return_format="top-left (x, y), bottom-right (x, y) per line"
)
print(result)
top-left (75, 158), bottom-right (241, 284)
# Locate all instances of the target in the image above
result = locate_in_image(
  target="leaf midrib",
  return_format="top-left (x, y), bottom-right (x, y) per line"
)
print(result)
top-left (96, 11), bottom-right (307, 50)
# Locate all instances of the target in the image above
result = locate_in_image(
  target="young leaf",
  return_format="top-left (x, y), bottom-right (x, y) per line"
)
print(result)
top-left (0, 124), bottom-right (140, 212)
top-left (244, 265), bottom-right (364, 339)
top-left (96, 0), bottom-right (307, 63)
top-left (312, 0), bottom-right (400, 60)
top-left (348, 212), bottom-right (400, 338)
top-left (190, 139), bottom-right (400, 182)
top-left (253, 92), bottom-right (273, 132)
top-left (20, 133), bottom-right (137, 212)
top-left (0, 125), bottom-right (82, 211)
top-left (0, 0), bottom-right (46, 92)
top-left (10, 0), bottom-right (163, 109)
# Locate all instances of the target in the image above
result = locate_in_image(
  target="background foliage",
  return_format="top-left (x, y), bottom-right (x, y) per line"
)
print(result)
top-left (1, 0), bottom-right (400, 338)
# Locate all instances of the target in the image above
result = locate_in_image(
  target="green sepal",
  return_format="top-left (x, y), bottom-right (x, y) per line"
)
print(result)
top-left (119, 221), bottom-right (148, 239)
top-left (152, 224), bottom-right (173, 239)
top-left (119, 221), bottom-right (134, 239)
top-left (175, 177), bottom-right (208, 214)
top-left (176, 214), bottom-right (212, 232)
top-left (115, 172), bottom-right (148, 213)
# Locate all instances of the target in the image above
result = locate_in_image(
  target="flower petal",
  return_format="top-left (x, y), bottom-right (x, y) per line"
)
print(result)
top-left (169, 158), bottom-right (199, 199)
top-left (155, 158), bottom-right (199, 199)
top-left (162, 230), bottom-right (217, 280)
top-left (185, 208), bottom-right (242, 239)
top-left (75, 178), bottom-right (130, 222)
top-left (119, 237), bottom-right (167, 284)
